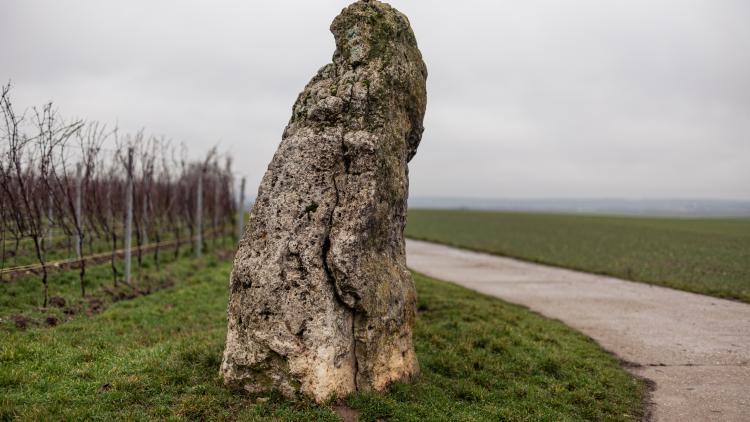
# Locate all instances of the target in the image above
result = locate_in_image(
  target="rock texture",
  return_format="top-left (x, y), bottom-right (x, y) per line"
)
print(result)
top-left (220, 0), bottom-right (427, 403)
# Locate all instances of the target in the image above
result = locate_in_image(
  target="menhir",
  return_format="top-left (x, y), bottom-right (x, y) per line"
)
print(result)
top-left (221, 0), bottom-right (427, 402)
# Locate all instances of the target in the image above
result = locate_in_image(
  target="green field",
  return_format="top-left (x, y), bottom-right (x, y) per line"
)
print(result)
top-left (0, 250), bottom-right (645, 421)
top-left (405, 209), bottom-right (750, 303)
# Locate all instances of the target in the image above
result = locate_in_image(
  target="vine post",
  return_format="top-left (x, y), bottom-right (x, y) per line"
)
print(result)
top-left (124, 147), bottom-right (134, 285)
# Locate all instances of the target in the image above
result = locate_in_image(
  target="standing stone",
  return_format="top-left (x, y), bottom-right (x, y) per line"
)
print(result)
top-left (221, 0), bottom-right (427, 403)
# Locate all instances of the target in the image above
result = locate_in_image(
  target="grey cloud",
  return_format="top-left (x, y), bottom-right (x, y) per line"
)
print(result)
top-left (1, 0), bottom-right (748, 200)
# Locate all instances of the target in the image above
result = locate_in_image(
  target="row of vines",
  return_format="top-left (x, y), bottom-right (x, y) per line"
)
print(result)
top-left (1, 84), bottom-right (243, 307)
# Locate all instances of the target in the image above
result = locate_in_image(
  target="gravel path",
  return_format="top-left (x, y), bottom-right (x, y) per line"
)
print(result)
top-left (406, 239), bottom-right (750, 421)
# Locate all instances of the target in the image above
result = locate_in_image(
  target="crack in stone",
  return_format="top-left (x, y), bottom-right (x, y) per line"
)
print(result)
top-left (320, 158), bottom-right (359, 391)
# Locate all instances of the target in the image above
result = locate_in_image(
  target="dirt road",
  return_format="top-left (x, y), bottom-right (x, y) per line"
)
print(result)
top-left (406, 239), bottom-right (750, 421)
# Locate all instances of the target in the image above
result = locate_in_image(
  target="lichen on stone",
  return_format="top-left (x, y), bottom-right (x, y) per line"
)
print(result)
top-left (221, 0), bottom-right (426, 403)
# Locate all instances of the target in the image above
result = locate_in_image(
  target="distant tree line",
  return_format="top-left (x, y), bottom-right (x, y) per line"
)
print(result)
top-left (0, 83), bottom-right (239, 307)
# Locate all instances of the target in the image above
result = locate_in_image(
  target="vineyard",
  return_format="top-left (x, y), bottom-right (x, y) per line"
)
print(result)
top-left (0, 84), bottom-right (245, 309)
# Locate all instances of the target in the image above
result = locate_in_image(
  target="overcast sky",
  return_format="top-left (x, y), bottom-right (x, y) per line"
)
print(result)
top-left (2, 0), bottom-right (749, 200)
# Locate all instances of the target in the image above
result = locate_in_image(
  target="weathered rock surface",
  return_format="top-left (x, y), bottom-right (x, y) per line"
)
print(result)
top-left (220, 0), bottom-right (427, 403)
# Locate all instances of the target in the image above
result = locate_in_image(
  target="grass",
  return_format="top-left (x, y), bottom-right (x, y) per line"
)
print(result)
top-left (405, 209), bottom-right (750, 303)
top-left (1, 224), bottom-right (212, 269)
top-left (0, 250), bottom-right (645, 421)
top-left (0, 236), bottom-right (233, 331)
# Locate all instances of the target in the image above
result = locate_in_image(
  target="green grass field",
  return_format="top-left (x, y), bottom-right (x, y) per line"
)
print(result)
top-left (0, 250), bottom-right (645, 421)
top-left (405, 209), bottom-right (750, 303)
